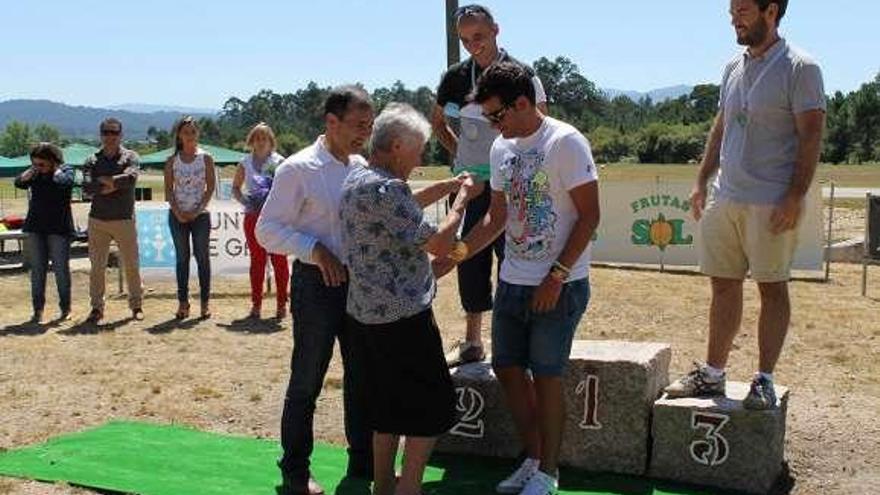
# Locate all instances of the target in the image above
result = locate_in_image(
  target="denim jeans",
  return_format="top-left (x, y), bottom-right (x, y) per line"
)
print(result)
top-left (168, 212), bottom-right (211, 303)
top-left (491, 278), bottom-right (591, 376)
top-left (279, 261), bottom-right (372, 483)
top-left (28, 232), bottom-right (71, 313)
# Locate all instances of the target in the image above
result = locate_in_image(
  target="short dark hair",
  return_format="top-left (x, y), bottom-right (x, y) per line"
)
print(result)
top-left (455, 4), bottom-right (495, 25)
top-left (755, 0), bottom-right (788, 25)
top-left (324, 85), bottom-right (373, 120)
top-left (100, 117), bottom-right (123, 132)
top-left (30, 142), bottom-right (64, 166)
top-left (473, 62), bottom-right (536, 106)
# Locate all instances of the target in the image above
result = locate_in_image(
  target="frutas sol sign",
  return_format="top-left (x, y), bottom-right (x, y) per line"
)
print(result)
top-left (629, 194), bottom-right (694, 251)
top-left (590, 181), bottom-right (823, 270)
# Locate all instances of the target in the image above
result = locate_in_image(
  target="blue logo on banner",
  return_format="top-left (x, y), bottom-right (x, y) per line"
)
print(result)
top-left (137, 209), bottom-right (175, 268)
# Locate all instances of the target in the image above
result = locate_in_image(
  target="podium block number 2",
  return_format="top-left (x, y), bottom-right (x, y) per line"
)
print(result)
top-left (689, 411), bottom-right (730, 466)
top-left (450, 387), bottom-right (485, 438)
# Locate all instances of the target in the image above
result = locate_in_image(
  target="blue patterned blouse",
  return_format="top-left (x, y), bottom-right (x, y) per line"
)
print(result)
top-left (340, 165), bottom-right (438, 325)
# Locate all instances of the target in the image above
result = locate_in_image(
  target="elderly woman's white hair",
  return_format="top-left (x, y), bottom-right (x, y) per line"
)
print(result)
top-left (370, 103), bottom-right (432, 153)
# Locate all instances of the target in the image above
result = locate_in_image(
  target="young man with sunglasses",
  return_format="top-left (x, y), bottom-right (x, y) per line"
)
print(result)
top-left (452, 62), bottom-right (599, 495)
top-left (82, 118), bottom-right (144, 324)
top-left (432, 3), bottom-right (547, 368)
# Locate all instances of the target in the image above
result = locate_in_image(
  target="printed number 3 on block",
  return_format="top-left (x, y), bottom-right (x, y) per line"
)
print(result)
top-left (689, 411), bottom-right (730, 466)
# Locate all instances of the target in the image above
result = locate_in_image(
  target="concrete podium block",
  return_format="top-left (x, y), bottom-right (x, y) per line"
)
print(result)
top-left (559, 340), bottom-right (671, 475)
top-left (435, 362), bottom-right (522, 458)
top-left (650, 381), bottom-right (790, 494)
top-left (436, 340), bottom-right (671, 477)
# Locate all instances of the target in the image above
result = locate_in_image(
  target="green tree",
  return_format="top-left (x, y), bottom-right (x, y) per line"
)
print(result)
top-left (823, 91), bottom-right (851, 164)
top-left (147, 126), bottom-right (172, 149)
top-left (0, 121), bottom-right (32, 157)
top-left (533, 56), bottom-right (606, 130)
top-left (846, 75), bottom-right (880, 162)
top-left (33, 123), bottom-right (61, 144)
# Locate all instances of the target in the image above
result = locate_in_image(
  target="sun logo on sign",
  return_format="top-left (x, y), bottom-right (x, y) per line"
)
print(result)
top-left (649, 213), bottom-right (674, 251)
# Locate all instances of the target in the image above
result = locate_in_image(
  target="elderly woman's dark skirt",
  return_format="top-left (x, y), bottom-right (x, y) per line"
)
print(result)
top-left (349, 308), bottom-right (457, 437)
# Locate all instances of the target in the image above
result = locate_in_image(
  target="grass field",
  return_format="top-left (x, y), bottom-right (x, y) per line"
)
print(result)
top-left (413, 163), bottom-right (880, 186)
top-left (3, 163), bottom-right (879, 207)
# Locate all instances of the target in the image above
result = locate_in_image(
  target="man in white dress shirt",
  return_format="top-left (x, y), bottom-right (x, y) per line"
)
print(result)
top-left (257, 85), bottom-right (374, 495)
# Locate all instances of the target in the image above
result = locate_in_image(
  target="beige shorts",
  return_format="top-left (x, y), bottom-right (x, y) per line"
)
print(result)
top-left (699, 199), bottom-right (799, 283)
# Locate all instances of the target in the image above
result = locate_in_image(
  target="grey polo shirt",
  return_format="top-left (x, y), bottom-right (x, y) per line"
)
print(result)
top-left (714, 38), bottom-right (826, 204)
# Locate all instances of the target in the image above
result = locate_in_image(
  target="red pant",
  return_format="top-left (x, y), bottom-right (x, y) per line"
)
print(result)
top-left (244, 212), bottom-right (290, 309)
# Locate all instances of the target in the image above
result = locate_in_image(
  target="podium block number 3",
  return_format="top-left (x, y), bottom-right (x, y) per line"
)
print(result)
top-left (689, 411), bottom-right (730, 466)
top-left (450, 387), bottom-right (485, 438)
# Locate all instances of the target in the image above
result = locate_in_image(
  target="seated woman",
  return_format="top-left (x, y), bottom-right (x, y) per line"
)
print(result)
top-left (339, 103), bottom-right (478, 495)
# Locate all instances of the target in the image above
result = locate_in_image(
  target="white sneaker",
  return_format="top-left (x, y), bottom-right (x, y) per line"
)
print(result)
top-left (496, 458), bottom-right (539, 494)
top-left (518, 470), bottom-right (558, 495)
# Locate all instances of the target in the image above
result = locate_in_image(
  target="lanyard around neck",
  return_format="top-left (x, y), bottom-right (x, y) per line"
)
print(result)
top-left (738, 42), bottom-right (786, 112)
top-left (470, 49), bottom-right (506, 89)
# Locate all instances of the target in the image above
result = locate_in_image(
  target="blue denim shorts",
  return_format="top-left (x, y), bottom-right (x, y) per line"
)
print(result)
top-left (491, 278), bottom-right (590, 376)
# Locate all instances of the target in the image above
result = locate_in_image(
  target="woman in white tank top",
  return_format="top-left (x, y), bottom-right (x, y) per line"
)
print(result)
top-left (231, 123), bottom-right (289, 319)
top-left (163, 116), bottom-right (216, 319)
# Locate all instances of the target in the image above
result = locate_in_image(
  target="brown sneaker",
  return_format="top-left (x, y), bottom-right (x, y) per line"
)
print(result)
top-left (445, 341), bottom-right (486, 368)
top-left (132, 308), bottom-right (145, 321)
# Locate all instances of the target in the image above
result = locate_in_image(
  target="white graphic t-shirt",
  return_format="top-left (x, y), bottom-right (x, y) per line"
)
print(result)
top-left (490, 117), bottom-right (598, 286)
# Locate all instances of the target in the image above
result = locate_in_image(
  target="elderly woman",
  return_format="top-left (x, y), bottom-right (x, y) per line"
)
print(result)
top-left (14, 143), bottom-right (75, 324)
top-left (340, 103), bottom-right (478, 495)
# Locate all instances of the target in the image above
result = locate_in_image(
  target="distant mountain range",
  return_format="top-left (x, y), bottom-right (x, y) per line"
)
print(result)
top-left (601, 85), bottom-right (693, 103)
top-left (1, 87), bottom-right (694, 140)
top-left (106, 103), bottom-right (219, 115)
top-left (0, 100), bottom-right (215, 140)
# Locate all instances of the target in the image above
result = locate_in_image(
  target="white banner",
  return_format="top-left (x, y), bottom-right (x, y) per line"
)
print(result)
top-left (590, 181), bottom-right (824, 270)
top-left (135, 182), bottom-right (824, 280)
top-left (135, 201), bottom-right (261, 279)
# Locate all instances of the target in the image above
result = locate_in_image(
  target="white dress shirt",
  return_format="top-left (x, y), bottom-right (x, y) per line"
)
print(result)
top-left (256, 136), bottom-right (366, 263)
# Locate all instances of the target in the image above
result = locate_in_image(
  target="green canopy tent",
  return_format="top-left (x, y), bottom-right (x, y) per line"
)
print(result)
top-left (139, 144), bottom-right (247, 170)
top-left (0, 143), bottom-right (100, 178)
top-left (0, 156), bottom-right (19, 178)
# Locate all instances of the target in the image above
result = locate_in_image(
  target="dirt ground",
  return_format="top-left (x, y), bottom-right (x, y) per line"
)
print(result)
top-left (1, 245), bottom-right (879, 495)
top-left (0, 189), bottom-right (877, 494)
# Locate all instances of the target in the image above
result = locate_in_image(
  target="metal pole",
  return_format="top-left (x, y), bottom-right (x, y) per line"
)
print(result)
top-left (863, 192), bottom-right (870, 297)
top-left (446, 0), bottom-right (460, 68)
top-left (824, 182), bottom-right (835, 282)
top-left (656, 175), bottom-right (665, 273)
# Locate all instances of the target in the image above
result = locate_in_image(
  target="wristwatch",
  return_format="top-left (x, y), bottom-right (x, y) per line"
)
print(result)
top-left (448, 240), bottom-right (470, 263)
top-left (548, 267), bottom-right (568, 283)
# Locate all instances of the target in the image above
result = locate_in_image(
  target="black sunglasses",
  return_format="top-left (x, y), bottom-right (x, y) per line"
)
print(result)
top-left (100, 129), bottom-right (121, 136)
top-left (482, 103), bottom-right (512, 124)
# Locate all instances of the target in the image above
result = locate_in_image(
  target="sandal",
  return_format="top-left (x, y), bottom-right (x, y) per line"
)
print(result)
top-left (175, 303), bottom-right (190, 320)
top-left (200, 302), bottom-right (211, 319)
top-left (248, 306), bottom-right (261, 319)
top-left (275, 304), bottom-right (287, 320)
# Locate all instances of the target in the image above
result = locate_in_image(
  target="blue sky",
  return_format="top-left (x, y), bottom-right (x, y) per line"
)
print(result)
top-left (2, 1), bottom-right (877, 109)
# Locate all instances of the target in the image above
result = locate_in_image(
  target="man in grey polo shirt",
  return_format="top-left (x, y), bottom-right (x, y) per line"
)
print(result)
top-left (665, 0), bottom-right (825, 409)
